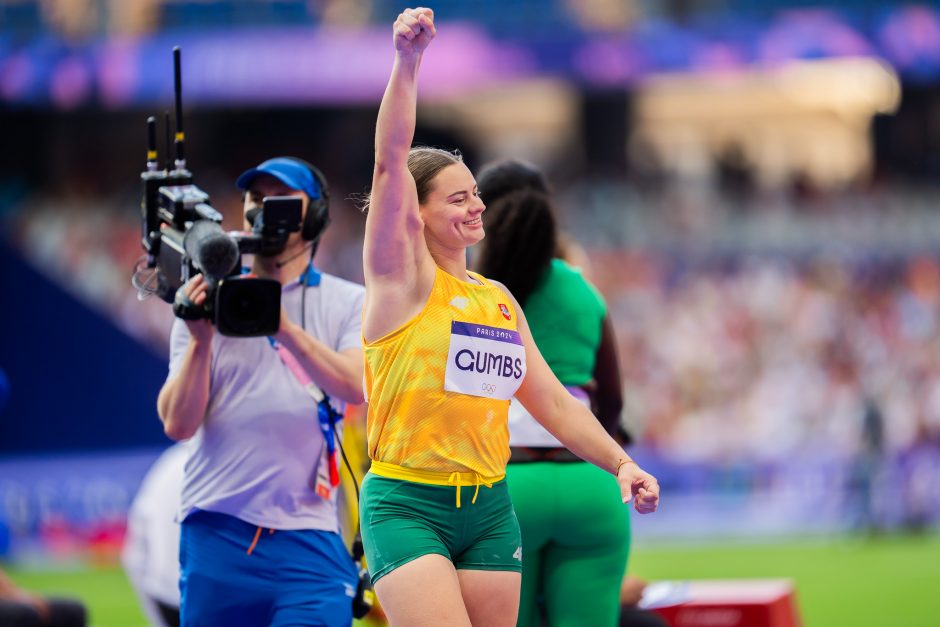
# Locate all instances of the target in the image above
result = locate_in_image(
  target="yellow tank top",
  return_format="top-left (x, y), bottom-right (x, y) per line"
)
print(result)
top-left (364, 267), bottom-right (526, 479)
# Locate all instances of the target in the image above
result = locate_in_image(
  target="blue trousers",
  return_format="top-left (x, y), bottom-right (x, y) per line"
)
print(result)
top-left (180, 510), bottom-right (357, 627)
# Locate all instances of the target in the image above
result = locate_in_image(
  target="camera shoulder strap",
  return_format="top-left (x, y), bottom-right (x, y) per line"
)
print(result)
top-left (269, 338), bottom-right (341, 499)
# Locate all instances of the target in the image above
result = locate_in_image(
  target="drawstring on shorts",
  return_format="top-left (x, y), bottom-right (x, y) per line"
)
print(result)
top-left (448, 472), bottom-right (493, 508)
top-left (369, 460), bottom-right (503, 509)
top-left (246, 526), bottom-right (275, 556)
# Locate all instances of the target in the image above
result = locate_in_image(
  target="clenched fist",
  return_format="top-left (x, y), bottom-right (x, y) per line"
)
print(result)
top-left (394, 7), bottom-right (436, 57)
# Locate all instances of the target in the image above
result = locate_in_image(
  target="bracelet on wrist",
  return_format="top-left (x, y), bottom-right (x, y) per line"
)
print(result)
top-left (616, 458), bottom-right (637, 476)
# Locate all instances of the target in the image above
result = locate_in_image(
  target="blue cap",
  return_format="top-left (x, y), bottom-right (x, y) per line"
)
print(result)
top-left (235, 157), bottom-right (321, 200)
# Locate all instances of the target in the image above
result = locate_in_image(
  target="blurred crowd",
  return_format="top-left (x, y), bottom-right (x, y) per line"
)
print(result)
top-left (3, 174), bottom-right (940, 543)
top-left (594, 250), bottom-right (940, 463)
top-left (550, 184), bottom-right (940, 467)
top-left (8, 182), bottom-right (940, 472)
top-left (9, 194), bottom-right (177, 352)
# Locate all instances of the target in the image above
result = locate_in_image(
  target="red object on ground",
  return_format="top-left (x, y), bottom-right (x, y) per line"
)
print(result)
top-left (649, 579), bottom-right (802, 627)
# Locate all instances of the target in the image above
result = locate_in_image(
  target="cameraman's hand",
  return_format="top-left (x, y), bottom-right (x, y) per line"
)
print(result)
top-left (180, 275), bottom-right (214, 344)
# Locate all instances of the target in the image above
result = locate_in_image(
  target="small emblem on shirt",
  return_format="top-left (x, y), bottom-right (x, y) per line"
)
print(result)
top-left (498, 303), bottom-right (511, 320)
top-left (450, 296), bottom-right (470, 310)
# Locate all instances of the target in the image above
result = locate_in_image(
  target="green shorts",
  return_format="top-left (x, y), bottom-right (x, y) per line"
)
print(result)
top-left (359, 473), bottom-right (522, 584)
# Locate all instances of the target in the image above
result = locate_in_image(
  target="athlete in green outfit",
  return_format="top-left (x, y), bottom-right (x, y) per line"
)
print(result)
top-left (474, 160), bottom-right (631, 627)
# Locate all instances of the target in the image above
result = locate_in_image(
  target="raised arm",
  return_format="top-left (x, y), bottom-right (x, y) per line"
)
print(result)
top-left (363, 7), bottom-right (437, 341)
top-left (496, 283), bottom-right (659, 514)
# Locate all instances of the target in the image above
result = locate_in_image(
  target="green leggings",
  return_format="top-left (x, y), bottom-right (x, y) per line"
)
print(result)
top-left (507, 461), bottom-right (630, 627)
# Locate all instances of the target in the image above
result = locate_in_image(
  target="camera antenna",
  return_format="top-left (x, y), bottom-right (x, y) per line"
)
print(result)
top-left (164, 110), bottom-right (172, 171)
top-left (138, 115), bottom-right (167, 288)
top-left (146, 116), bottom-right (159, 172)
top-left (173, 46), bottom-right (186, 171)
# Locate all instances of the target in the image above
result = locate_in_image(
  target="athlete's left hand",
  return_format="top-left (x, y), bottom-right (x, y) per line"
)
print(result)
top-left (617, 462), bottom-right (659, 514)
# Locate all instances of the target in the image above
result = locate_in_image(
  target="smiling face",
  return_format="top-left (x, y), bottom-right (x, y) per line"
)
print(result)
top-left (419, 162), bottom-right (486, 250)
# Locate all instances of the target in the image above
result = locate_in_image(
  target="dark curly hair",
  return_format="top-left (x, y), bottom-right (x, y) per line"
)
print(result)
top-left (475, 159), bottom-right (559, 307)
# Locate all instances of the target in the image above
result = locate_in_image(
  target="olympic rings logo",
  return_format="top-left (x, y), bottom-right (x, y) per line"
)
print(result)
top-left (481, 383), bottom-right (496, 395)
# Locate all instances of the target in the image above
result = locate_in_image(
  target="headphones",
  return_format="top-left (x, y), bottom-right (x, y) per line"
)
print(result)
top-left (287, 157), bottom-right (331, 245)
top-left (242, 157), bottom-right (331, 253)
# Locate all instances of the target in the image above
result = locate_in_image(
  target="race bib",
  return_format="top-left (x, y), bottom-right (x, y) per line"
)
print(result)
top-left (444, 321), bottom-right (527, 400)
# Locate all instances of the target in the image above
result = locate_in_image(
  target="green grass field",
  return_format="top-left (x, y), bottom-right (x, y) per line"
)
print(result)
top-left (5, 534), bottom-right (940, 626)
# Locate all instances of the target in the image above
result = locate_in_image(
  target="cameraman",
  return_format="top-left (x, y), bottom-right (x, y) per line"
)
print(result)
top-left (157, 157), bottom-right (364, 627)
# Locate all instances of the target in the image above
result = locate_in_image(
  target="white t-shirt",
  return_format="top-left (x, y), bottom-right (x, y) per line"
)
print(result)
top-left (508, 386), bottom-right (591, 447)
top-left (167, 270), bottom-right (365, 532)
top-left (122, 442), bottom-right (189, 622)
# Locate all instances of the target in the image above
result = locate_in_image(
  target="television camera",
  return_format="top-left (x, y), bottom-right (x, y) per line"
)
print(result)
top-left (136, 47), bottom-right (300, 337)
